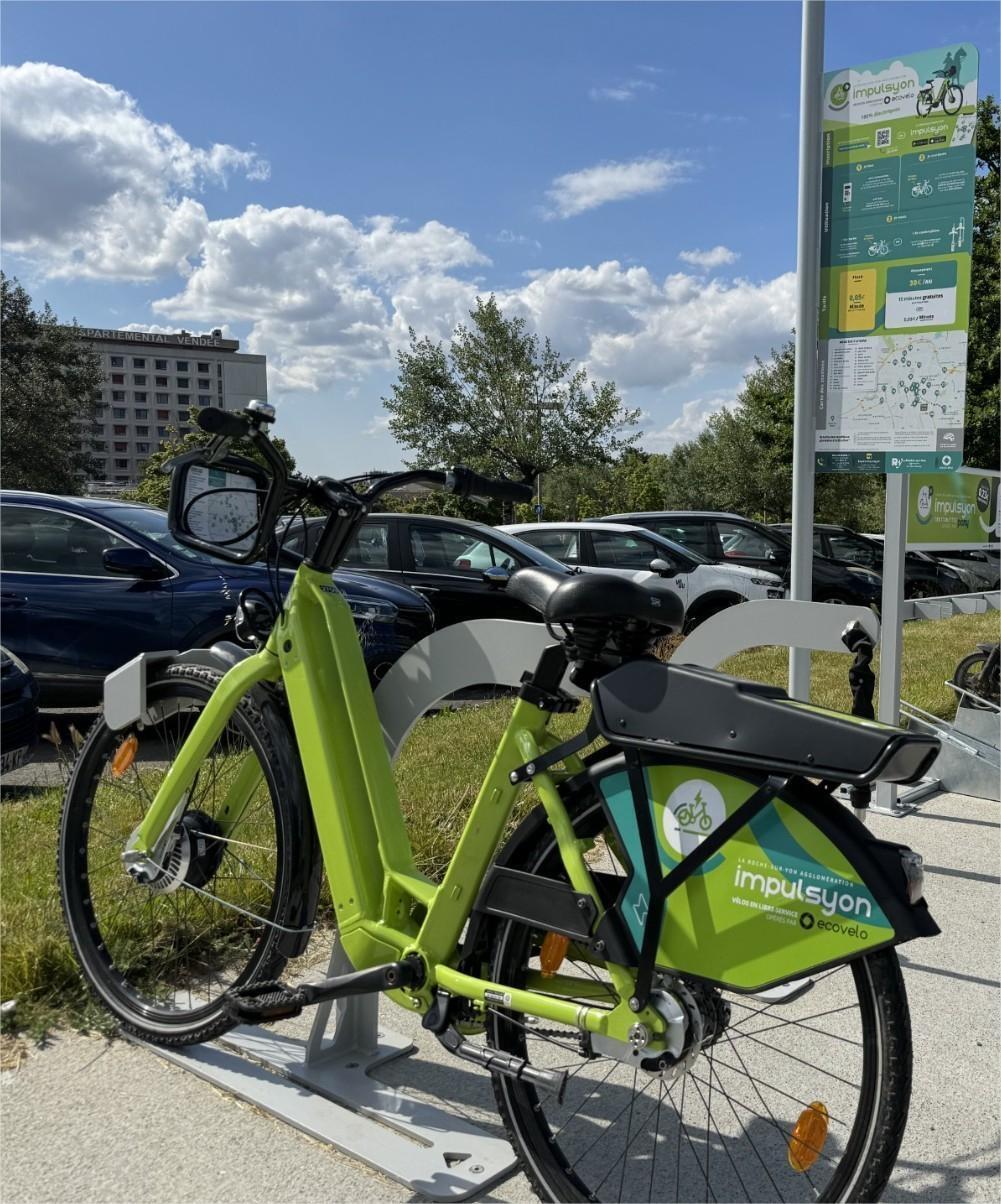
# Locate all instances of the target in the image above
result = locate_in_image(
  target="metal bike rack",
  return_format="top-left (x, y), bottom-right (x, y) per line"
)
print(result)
top-left (138, 602), bottom-right (882, 1195)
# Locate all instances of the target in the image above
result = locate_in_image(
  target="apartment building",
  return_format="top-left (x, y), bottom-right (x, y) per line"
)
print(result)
top-left (74, 327), bottom-right (267, 487)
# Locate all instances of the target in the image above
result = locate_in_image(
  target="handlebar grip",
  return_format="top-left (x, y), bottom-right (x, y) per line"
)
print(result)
top-left (197, 407), bottom-right (250, 438)
top-left (447, 466), bottom-right (534, 503)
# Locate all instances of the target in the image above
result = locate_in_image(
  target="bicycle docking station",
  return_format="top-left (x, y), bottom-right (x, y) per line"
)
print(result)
top-left (136, 603), bottom-right (886, 1198)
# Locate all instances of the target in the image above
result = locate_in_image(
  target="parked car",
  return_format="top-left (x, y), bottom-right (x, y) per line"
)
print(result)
top-left (276, 512), bottom-right (575, 630)
top-left (924, 547), bottom-right (1000, 592)
top-left (0, 645), bottom-right (39, 774)
top-left (596, 511), bottom-right (883, 608)
top-left (770, 523), bottom-right (966, 599)
top-left (500, 521), bottom-right (784, 630)
top-left (0, 492), bottom-right (434, 704)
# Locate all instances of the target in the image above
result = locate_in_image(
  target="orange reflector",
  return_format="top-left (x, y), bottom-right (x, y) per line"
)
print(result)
top-left (111, 734), bottom-right (138, 779)
top-left (788, 1101), bottom-right (829, 1172)
top-left (539, 932), bottom-right (570, 977)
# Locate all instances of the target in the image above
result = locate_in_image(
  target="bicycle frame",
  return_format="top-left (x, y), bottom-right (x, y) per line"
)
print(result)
top-left (128, 562), bottom-right (662, 1045)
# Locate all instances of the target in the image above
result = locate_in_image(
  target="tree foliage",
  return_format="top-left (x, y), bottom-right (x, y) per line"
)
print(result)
top-left (124, 418), bottom-right (297, 510)
top-left (967, 95), bottom-right (1000, 469)
top-left (1, 274), bottom-right (103, 494)
top-left (382, 296), bottom-right (640, 488)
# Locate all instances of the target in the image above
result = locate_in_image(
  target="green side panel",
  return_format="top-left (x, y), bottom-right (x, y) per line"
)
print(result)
top-left (599, 765), bottom-right (894, 992)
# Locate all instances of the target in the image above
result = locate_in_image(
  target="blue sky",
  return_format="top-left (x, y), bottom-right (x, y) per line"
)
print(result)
top-left (3, 1), bottom-right (998, 476)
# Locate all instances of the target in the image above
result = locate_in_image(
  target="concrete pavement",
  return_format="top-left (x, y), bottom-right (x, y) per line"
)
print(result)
top-left (2, 790), bottom-right (998, 1203)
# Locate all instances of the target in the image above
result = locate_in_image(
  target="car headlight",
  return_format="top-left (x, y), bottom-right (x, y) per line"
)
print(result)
top-left (847, 568), bottom-right (882, 587)
top-left (341, 594), bottom-right (399, 623)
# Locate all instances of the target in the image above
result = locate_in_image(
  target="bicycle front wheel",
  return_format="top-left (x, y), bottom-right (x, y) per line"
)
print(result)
top-left (59, 664), bottom-right (316, 1045)
top-left (953, 650), bottom-right (998, 709)
top-left (943, 83), bottom-right (963, 115)
top-left (487, 791), bottom-right (912, 1202)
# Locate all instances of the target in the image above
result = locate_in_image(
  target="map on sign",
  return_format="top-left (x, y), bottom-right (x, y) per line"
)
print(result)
top-left (819, 331), bottom-right (967, 460)
top-left (816, 43), bottom-right (978, 474)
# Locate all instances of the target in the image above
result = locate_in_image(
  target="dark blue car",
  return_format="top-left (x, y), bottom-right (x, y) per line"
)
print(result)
top-left (0, 491), bottom-right (434, 705)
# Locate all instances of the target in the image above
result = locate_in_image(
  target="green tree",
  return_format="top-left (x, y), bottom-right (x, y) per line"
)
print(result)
top-left (125, 418), bottom-right (298, 509)
top-left (382, 296), bottom-right (640, 496)
top-left (1, 274), bottom-right (103, 494)
top-left (966, 95), bottom-right (1000, 469)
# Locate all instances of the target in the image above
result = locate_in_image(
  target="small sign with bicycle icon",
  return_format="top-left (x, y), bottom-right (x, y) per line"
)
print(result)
top-left (661, 778), bottom-right (726, 856)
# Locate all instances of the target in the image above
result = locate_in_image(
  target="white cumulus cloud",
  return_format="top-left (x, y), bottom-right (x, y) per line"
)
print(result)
top-left (678, 245), bottom-right (740, 270)
top-left (502, 262), bottom-right (795, 393)
top-left (0, 62), bottom-right (269, 280)
top-left (642, 396), bottom-right (739, 451)
top-left (151, 204), bottom-right (488, 390)
top-left (544, 156), bottom-right (693, 219)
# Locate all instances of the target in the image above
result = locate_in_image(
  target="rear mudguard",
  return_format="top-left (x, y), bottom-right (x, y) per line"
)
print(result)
top-left (146, 643), bottom-right (323, 960)
top-left (592, 753), bottom-right (938, 993)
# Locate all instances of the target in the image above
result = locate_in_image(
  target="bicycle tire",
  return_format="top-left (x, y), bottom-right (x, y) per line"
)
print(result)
top-left (953, 650), bottom-right (998, 710)
top-left (943, 84), bottom-right (963, 115)
top-left (59, 664), bottom-right (317, 1046)
top-left (916, 92), bottom-right (933, 117)
top-left (486, 784), bottom-right (913, 1202)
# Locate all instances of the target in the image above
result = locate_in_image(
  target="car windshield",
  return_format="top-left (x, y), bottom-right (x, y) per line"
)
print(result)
top-left (644, 532), bottom-right (710, 565)
top-left (99, 505), bottom-right (247, 566)
top-left (458, 534), bottom-right (568, 574)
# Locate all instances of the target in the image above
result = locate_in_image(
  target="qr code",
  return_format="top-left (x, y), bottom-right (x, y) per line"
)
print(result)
top-left (875, 127), bottom-right (891, 148)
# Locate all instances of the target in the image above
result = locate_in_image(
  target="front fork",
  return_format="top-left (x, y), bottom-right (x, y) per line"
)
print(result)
top-left (123, 645), bottom-right (278, 871)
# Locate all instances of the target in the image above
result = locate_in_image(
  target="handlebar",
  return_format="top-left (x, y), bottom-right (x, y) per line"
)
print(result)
top-left (194, 406), bottom-right (534, 509)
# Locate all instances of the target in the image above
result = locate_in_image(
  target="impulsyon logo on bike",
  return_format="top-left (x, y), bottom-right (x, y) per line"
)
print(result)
top-left (661, 779), bottom-right (726, 857)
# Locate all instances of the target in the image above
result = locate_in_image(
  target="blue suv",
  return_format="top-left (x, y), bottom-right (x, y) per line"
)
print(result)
top-left (0, 492), bottom-right (434, 705)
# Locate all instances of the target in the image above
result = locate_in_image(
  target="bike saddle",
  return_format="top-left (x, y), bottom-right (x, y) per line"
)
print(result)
top-left (507, 566), bottom-right (684, 632)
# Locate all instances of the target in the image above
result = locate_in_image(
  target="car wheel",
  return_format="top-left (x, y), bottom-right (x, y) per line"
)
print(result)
top-left (682, 597), bottom-right (738, 634)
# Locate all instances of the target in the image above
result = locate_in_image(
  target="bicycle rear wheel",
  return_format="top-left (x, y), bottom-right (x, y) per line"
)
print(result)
top-left (487, 790), bottom-right (912, 1202)
top-left (59, 664), bottom-right (317, 1045)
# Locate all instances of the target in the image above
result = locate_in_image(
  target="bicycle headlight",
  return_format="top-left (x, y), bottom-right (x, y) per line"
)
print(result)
top-left (900, 850), bottom-right (925, 904)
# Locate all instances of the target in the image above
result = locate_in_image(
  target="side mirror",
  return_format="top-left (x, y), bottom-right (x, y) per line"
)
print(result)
top-left (103, 547), bottom-right (171, 580)
top-left (649, 557), bottom-right (676, 577)
top-left (482, 565), bottom-right (511, 589)
top-left (167, 451), bottom-right (275, 564)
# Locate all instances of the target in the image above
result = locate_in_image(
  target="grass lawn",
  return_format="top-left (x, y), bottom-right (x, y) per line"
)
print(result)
top-left (2, 608), bottom-right (996, 1037)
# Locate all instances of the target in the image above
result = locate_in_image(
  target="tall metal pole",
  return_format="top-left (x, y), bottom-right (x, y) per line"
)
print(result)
top-left (875, 472), bottom-right (908, 813)
top-left (789, 0), bottom-right (826, 700)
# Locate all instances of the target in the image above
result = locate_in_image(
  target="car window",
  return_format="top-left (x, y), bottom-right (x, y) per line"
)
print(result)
top-left (342, 522), bottom-right (390, 569)
top-left (410, 525), bottom-right (520, 574)
top-left (279, 519), bottom-right (321, 559)
top-left (827, 533), bottom-right (878, 567)
top-left (714, 520), bottom-right (783, 561)
top-left (516, 528), bottom-right (580, 564)
top-left (648, 520), bottom-right (712, 557)
top-left (104, 504), bottom-right (228, 565)
top-left (590, 530), bottom-right (660, 570)
top-left (1, 505), bottom-right (130, 576)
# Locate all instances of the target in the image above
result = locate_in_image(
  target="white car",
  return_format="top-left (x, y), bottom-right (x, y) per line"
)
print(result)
top-left (500, 521), bottom-right (785, 631)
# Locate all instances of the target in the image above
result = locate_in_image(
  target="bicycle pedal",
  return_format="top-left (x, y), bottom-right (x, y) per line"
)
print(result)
top-left (226, 980), bottom-right (306, 1023)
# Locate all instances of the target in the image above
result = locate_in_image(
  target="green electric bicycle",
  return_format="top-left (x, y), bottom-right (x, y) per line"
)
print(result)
top-left (59, 402), bottom-right (942, 1203)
